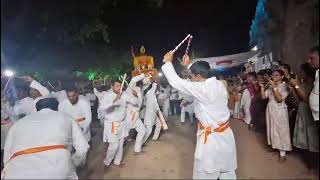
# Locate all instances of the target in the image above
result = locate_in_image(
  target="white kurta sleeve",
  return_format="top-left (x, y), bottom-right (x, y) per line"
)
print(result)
top-left (162, 62), bottom-right (213, 102)
top-left (70, 120), bottom-right (90, 166)
top-left (129, 74), bottom-right (145, 87)
top-left (81, 101), bottom-right (92, 134)
top-left (100, 93), bottom-right (116, 118)
top-left (13, 101), bottom-right (27, 118)
top-left (58, 102), bottom-right (64, 112)
top-left (122, 91), bottom-right (137, 105)
top-left (30, 80), bottom-right (50, 96)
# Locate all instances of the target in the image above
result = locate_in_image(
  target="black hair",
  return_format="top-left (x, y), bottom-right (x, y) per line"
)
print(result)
top-left (98, 85), bottom-right (108, 92)
top-left (242, 82), bottom-right (249, 87)
top-left (310, 45), bottom-right (319, 54)
top-left (273, 69), bottom-right (285, 76)
top-left (300, 63), bottom-right (316, 80)
top-left (257, 70), bottom-right (265, 76)
top-left (281, 64), bottom-right (291, 73)
top-left (248, 72), bottom-right (257, 78)
top-left (111, 79), bottom-right (122, 86)
top-left (189, 61), bottom-right (211, 79)
top-left (36, 98), bottom-right (59, 111)
top-left (136, 81), bottom-right (143, 88)
top-left (65, 85), bottom-right (78, 93)
top-left (264, 69), bottom-right (272, 76)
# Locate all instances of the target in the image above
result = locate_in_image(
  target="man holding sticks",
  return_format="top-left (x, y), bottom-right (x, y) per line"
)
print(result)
top-left (161, 35), bottom-right (237, 179)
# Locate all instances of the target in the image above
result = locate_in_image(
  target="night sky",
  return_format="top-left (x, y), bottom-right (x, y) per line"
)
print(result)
top-left (1, 0), bottom-right (258, 68)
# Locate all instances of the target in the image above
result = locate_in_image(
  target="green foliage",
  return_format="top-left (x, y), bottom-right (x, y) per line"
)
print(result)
top-left (33, 72), bottom-right (45, 83)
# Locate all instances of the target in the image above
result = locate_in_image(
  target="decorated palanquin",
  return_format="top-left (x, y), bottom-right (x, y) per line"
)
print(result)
top-left (131, 46), bottom-right (158, 78)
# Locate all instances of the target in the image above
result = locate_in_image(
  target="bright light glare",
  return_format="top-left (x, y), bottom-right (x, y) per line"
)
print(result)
top-left (251, 46), bottom-right (258, 51)
top-left (4, 70), bottom-right (14, 77)
top-left (158, 72), bottom-right (163, 77)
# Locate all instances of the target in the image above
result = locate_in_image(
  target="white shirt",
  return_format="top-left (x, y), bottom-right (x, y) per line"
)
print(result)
top-left (85, 93), bottom-right (96, 107)
top-left (162, 62), bottom-right (236, 173)
top-left (170, 87), bottom-right (180, 100)
top-left (309, 69), bottom-right (319, 121)
top-left (144, 83), bottom-right (160, 126)
top-left (100, 89), bottom-right (128, 142)
top-left (58, 98), bottom-right (92, 142)
top-left (93, 88), bottom-right (108, 120)
top-left (13, 80), bottom-right (50, 117)
top-left (79, 94), bottom-right (90, 103)
top-left (100, 90), bottom-right (127, 123)
top-left (1, 109), bottom-right (89, 179)
top-left (240, 89), bottom-right (251, 109)
top-left (50, 90), bottom-right (67, 103)
top-left (180, 91), bottom-right (194, 104)
top-left (158, 86), bottom-right (170, 102)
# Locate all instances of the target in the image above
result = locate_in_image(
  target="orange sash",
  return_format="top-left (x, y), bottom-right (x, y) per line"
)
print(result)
top-left (111, 122), bottom-right (116, 134)
top-left (198, 121), bottom-right (230, 144)
top-left (1, 145), bottom-right (67, 179)
top-left (9, 145), bottom-right (66, 162)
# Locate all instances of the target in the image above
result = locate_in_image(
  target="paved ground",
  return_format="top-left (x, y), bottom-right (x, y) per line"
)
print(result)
top-left (78, 116), bottom-right (319, 179)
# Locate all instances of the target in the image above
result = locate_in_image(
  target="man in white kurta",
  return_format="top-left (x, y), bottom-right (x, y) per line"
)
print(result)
top-left (310, 69), bottom-right (319, 121)
top-left (162, 52), bottom-right (237, 179)
top-left (142, 83), bottom-right (162, 143)
top-left (58, 88), bottom-right (92, 143)
top-left (240, 84), bottom-right (252, 126)
top-left (306, 46), bottom-right (319, 121)
top-left (93, 87), bottom-right (108, 127)
top-left (124, 74), bottom-right (147, 153)
top-left (13, 76), bottom-right (50, 117)
top-left (157, 85), bottom-right (171, 119)
top-left (180, 91), bottom-right (195, 124)
top-left (100, 80), bottom-right (128, 167)
top-left (1, 98), bottom-right (89, 179)
top-left (169, 87), bottom-right (181, 115)
top-left (85, 90), bottom-right (96, 108)
top-left (50, 82), bottom-right (67, 103)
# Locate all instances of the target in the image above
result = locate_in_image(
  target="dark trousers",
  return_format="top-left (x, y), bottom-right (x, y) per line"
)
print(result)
top-left (170, 100), bottom-right (182, 115)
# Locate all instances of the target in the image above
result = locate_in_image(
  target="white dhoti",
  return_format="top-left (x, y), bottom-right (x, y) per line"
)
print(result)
top-left (162, 99), bottom-right (170, 119)
top-left (143, 118), bottom-right (161, 143)
top-left (103, 121), bottom-right (127, 166)
top-left (126, 110), bottom-right (146, 153)
top-left (240, 89), bottom-right (251, 124)
top-left (193, 170), bottom-right (236, 179)
top-left (243, 105), bottom-right (251, 125)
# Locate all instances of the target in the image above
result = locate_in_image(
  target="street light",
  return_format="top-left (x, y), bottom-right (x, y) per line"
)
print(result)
top-left (2, 69), bottom-right (15, 94)
top-left (3, 70), bottom-right (14, 77)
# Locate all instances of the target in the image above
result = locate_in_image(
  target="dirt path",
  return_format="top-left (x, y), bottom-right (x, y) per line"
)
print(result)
top-left (78, 116), bottom-right (318, 179)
